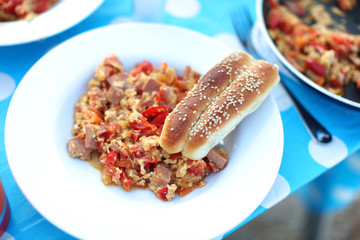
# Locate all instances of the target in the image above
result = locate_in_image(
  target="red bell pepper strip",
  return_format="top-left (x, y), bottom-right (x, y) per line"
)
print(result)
top-left (187, 160), bottom-right (207, 177)
top-left (132, 142), bottom-right (145, 154)
top-left (132, 61), bottom-right (153, 76)
top-left (142, 105), bottom-right (168, 118)
top-left (105, 150), bottom-right (118, 165)
top-left (151, 112), bottom-right (168, 126)
top-left (129, 129), bottom-right (141, 142)
top-left (156, 87), bottom-right (167, 102)
top-left (129, 117), bottom-right (154, 130)
top-left (305, 58), bottom-right (325, 76)
top-left (144, 157), bottom-right (158, 166)
top-left (157, 187), bottom-right (168, 201)
top-left (267, 10), bottom-right (282, 29)
top-left (34, 0), bottom-right (50, 13)
top-left (120, 168), bottom-right (132, 191)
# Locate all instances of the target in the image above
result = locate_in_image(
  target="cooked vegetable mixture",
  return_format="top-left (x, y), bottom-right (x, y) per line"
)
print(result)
top-left (266, 0), bottom-right (360, 96)
top-left (67, 55), bottom-right (228, 201)
top-left (0, 0), bottom-right (58, 22)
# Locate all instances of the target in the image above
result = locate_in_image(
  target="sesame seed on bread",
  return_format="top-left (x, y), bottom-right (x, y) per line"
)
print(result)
top-left (159, 51), bottom-right (256, 154)
top-left (182, 60), bottom-right (280, 160)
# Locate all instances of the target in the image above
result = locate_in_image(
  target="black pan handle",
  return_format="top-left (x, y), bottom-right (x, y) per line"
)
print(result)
top-left (280, 77), bottom-right (332, 143)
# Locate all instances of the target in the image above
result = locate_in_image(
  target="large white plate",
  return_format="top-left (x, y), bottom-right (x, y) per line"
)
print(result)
top-left (5, 23), bottom-right (283, 240)
top-left (0, 0), bottom-right (103, 46)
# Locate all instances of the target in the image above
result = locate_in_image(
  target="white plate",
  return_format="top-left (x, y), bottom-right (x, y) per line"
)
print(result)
top-left (0, 0), bottom-right (103, 46)
top-left (5, 23), bottom-right (284, 240)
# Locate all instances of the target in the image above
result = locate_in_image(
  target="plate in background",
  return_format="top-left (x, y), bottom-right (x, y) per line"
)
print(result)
top-left (0, 0), bottom-right (104, 46)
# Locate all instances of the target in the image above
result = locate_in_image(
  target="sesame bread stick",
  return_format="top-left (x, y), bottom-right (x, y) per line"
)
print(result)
top-left (159, 51), bottom-right (256, 154)
top-left (182, 60), bottom-right (280, 160)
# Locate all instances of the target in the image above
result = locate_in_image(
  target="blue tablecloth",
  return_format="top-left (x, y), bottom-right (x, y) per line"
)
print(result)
top-left (1, 0), bottom-right (360, 239)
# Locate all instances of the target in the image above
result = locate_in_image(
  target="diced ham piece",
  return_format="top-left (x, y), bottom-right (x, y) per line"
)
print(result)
top-left (67, 137), bottom-right (92, 160)
top-left (109, 141), bottom-right (121, 152)
top-left (119, 146), bottom-right (135, 161)
top-left (85, 125), bottom-right (98, 150)
top-left (206, 147), bottom-right (228, 170)
top-left (162, 86), bottom-right (177, 110)
top-left (151, 164), bottom-right (171, 186)
top-left (143, 78), bottom-right (162, 92)
top-left (107, 72), bottom-right (134, 89)
top-left (105, 85), bottom-right (124, 105)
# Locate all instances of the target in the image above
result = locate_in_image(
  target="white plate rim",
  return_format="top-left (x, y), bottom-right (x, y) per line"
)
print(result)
top-left (0, 0), bottom-right (104, 46)
top-left (5, 23), bottom-right (284, 240)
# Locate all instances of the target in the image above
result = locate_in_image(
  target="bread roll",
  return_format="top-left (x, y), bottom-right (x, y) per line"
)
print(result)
top-left (159, 51), bottom-right (256, 153)
top-left (182, 60), bottom-right (280, 160)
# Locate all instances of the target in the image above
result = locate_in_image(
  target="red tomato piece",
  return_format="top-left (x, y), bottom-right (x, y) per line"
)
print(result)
top-left (115, 159), bottom-right (133, 168)
top-left (268, 0), bottom-right (278, 8)
top-left (99, 122), bottom-right (120, 142)
top-left (267, 10), bottom-right (282, 29)
top-left (142, 105), bottom-right (168, 118)
top-left (129, 117), bottom-right (154, 130)
top-left (310, 42), bottom-right (327, 52)
top-left (2, 0), bottom-right (22, 13)
top-left (156, 87), bottom-right (167, 102)
top-left (151, 112), bottom-right (168, 126)
top-left (104, 55), bottom-right (123, 71)
top-left (14, 4), bottom-right (27, 18)
top-left (132, 142), bottom-right (145, 155)
top-left (305, 58), bottom-right (325, 76)
top-left (187, 160), bottom-right (207, 176)
top-left (132, 61), bottom-right (153, 76)
top-left (338, 0), bottom-right (356, 11)
top-left (175, 80), bottom-right (183, 92)
top-left (332, 35), bottom-right (350, 46)
top-left (106, 150), bottom-right (118, 165)
top-left (129, 129), bottom-right (141, 142)
top-left (157, 187), bottom-right (168, 201)
top-left (104, 165), bottom-right (120, 181)
top-left (34, 0), bottom-right (50, 13)
top-left (120, 168), bottom-right (132, 191)
top-left (330, 78), bottom-right (342, 88)
top-left (144, 157), bottom-right (158, 166)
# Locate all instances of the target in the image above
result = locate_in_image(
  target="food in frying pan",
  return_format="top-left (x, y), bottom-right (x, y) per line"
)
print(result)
top-left (266, 0), bottom-right (360, 96)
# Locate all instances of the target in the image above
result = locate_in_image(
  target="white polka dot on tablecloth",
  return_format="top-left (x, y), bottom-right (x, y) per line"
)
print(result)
top-left (213, 33), bottom-right (244, 51)
top-left (271, 83), bottom-right (292, 112)
top-left (0, 72), bottom-right (16, 101)
top-left (165, 0), bottom-right (201, 18)
top-left (0, 232), bottom-right (14, 240)
top-left (332, 185), bottom-right (358, 204)
top-left (260, 174), bottom-right (291, 209)
top-left (308, 136), bottom-right (348, 168)
top-left (345, 151), bottom-right (360, 173)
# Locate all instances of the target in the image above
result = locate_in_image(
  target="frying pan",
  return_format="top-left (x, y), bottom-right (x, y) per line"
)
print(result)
top-left (256, 0), bottom-right (360, 110)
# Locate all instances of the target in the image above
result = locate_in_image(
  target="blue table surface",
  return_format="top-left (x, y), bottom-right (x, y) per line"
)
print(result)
top-left (1, 0), bottom-right (360, 239)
